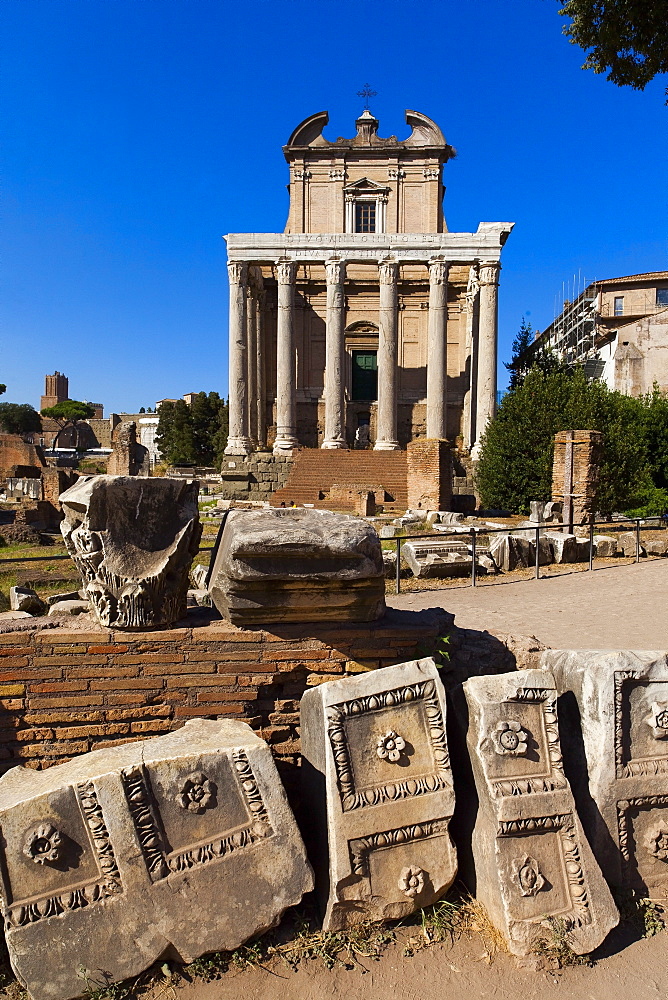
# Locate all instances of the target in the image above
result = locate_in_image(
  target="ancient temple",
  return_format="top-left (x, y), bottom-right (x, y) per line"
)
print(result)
top-left (224, 109), bottom-right (513, 458)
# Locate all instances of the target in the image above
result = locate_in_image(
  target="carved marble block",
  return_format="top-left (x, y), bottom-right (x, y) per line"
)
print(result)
top-left (541, 650), bottom-right (668, 895)
top-left (460, 670), bottom-right (618, 956)
top-left (209, 507), bottom-right (385, 625)
top-left (300, 658), bottom-right (456, 930)
top-left (0, 720), bottom-right (313, 1000)
top-left (59, 475), bottom-right (202, 629)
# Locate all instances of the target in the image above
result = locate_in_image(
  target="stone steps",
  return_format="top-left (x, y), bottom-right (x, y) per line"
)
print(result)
top-left (272, 449), bottom-right (409, 509)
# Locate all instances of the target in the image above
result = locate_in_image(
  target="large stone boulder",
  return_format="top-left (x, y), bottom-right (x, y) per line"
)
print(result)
top-left (9, 587), bottom-right (45, 616)
top-left (59, 475), bottom-right (202, 630)
top-left (593, 534), bottom-right (618, 557)
top-left (457, 669), bottom-right (618, 956)
top-left (301, 658), bottom-right (457, 930)
top-left (209, 508), bottom-right (385, 625)
top-left (545, 530), bottom-right (578, 563)
top-left (402, 539), bottom-right (471, 578)
top-left (540, 650), bottom-right (668, 895)
top-left (489, 533), bottom-right (551, 572)
top-left (0, 719), bottom-right (313, 1000)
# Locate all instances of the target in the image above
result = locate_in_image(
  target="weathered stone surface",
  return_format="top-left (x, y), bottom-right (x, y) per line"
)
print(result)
top-left (209, 508), bottom-right (385, 625)
top-left (545, 531), bottom-right (578, 563)
top-left (107, 420), bottom-right (149, 477)
top-left (190, 563), bottom-right (209, 589)
top-left (403, 539), bottom-right (471, 578)
top-left (9, 587), bottom-right (45, 615)
top-left (0, 611), bottom-right (33, 622)
top-left (489, 533), bottom-right (541, 572)
top-left (46, 591), bottom-right (84, 606)
top-left (618, 531), bottom-right (645, 557)
top-left (0, 719), bottom-right (313, 1000)
top-left (646, 538), bottom-right (668, 555)
top-left (529, 501), bottom-right (545, 523)
top-left (540, 650), bottom-right (668, 895)
top-left (59, 475), bottom-right (202, 630)
top-left (593, 534), bottom-right (618, 557)
top-left (458, 669), bottom-right (618, 956)
top-left (301, 658), bottom-right (456, 930)
top-left (574, 537), bottom-right (592, 561)
top-left (379, 524), bottom-right (400, 538)
top-left (47, 600), bottom-right (90, 617)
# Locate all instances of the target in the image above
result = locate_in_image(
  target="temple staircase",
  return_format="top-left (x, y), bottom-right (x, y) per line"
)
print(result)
top-left (271, 449), bottom-right (408, 512)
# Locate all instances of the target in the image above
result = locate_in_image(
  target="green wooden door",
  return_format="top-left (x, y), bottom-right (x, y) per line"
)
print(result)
top-left (351, 350), bottom-right (378, 400)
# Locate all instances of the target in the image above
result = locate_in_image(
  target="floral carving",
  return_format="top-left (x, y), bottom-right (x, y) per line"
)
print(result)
top-left (648, 702), bottom-right (668, 740)
top-left (176, 772), bottom-right (217, 814)
top-left (645, 823), bottom-right (668, 861)
top-left (398, 866), bottom-right (426, 898)
top-left (23, 824), bottom-right (63, 865)
top-left (376, 730), bottom-right (406, 763)
top-left (512, 856), bottom-right (545, 896)
top-left (493, 720), bottom-right (529, 757)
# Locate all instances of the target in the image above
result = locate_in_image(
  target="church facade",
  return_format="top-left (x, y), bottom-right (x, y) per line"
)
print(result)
top-left (224, 109), bottom-right (513, 457)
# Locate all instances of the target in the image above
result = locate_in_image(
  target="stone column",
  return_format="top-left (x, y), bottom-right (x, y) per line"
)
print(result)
top-left (224, 261), bottom-right (252, 456)
top-left (322, 258), bottom-right (347, 449)
top-left (462, 265), bottom-right (479, 451)
top-left (255, 284), bottom-right (266, 449)
top-left (273, 260), bottom-right (299, 455)
top-left (246, 280), bottom-right (258, 446)
top-left (426, 258), bottom-right (449, 440)
top-left (374, 258), bottom-right (400, 451)
top-left (471, 261), bottom-right (500, 459)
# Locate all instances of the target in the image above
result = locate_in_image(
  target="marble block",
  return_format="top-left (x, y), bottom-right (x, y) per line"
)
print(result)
top-left (301, 658), bottom-right (457, 931)
top-left (0, 719), bottom-right (313, 1000)
top-left (541, 649), bottom-right (668, 894)
top-left (459, 669), bottom-right (618, 956)
top-left (209, 507), bottom-right (385, 625)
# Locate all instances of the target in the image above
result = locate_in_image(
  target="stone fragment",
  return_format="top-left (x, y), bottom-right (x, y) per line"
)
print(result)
top-left (301, 658), bottom-right (457, 931)
top-left (425, 511), bottom-right (440, 525)
top-left (45, 591), bottom-right (83, 606)
top-left (382, 549), bottom-right (397, 578)
top-left (489, 533), bottom-right (535, 572)
top-left (9, 587), bottom-right (45, 615)
top-left (0, 719), bottom-right (313, 1000)
top-left (574, 537), bottom-right (592, 561)
top-left (0, 611), bottom-right (33, 622)
top-left (438, 511), bottom-right (466, 524)
top-left (458, 669), bottom-right (618, 956)
top-left (59, 475), bottom-right (202, 630)
top-left (379, 524), bottom-right (400, 538)
top-left (617, 531), bottom-right (645, 558)
top-left (529, 501), bottom-right (545, 523)
top-left (646, 539), bottom-right (668, 556)
top-left (402, 539), bottom-right (472, 578)
top-left (545, 531), bottom-right (578, 563)
top-left (190, 563), bottom-right (209, 589)
top-left (47, 600), bottom-right (90, 617)
top-left (540, 650), bottom-right (668, 895)
top-left (593, 534), bottom-right (618, 557)
top-left (209, 508), bottom-right (385, 625)
top-left (543, 501), bottom-right (563, 522)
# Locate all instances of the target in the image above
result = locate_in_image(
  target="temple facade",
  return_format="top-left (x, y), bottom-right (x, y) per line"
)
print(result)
top-left (224, 109), bottom-right (513, 457)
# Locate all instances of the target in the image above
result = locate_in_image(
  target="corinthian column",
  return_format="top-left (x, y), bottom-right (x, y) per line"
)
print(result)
top-left (426, 258), bottom-right (449, 439)
top-left (374, 258), bottom-right (400, 451)
top-left (322, 258), bottom-right (347, 449)
top-left (255, 284), bottom-right (266, 449)
top-left (246, 281), bottom-right (258, 445)
top-left (273, 260), bottom-right (299, 455)
top-left (471, 260), bottom-right (500, 459)
top-left (224, 261), bottom-right (252, 455)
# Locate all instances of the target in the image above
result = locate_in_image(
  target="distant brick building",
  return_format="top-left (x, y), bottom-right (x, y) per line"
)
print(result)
top-left (40, 372), bottom-right (69, 411)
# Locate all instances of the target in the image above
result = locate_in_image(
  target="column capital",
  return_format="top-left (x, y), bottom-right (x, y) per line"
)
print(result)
top-left (325, 258), bottom-right (346, 284)
top-left (428, 257), bottom-right (449, 285)
top-left (276, 259), bottom-right (297, 284)
top-left (227, 261), bottom-right (248, 285)
top-left (378, 258), bottom-right (398, 285)
top-left (478, 260), bottom-right (501, 286)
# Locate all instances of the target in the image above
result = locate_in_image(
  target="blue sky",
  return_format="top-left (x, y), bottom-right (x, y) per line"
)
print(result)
top-left (3, 0), bottom-right (666, 414)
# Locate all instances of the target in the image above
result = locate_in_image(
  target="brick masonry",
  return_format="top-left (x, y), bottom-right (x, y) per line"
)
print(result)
top-left (406, 438), bottom-right (452, 511)
top-left (552, 429), bottom-right (603, 525)
top-left (0, 609), bottom-right (452, 786)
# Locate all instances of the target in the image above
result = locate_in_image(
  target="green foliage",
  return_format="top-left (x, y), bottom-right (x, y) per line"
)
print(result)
top-left (533, 917), bottom-right (593, 967)
top-left (41, 400), bottom-right (95, 422)
top-left (504, 317), bottom-right (535, 390)
top-left (156, 393), bottom-right (228, 467)
top-left (0, 384), bottom-right (6, 396)
top-left (558, 0), bottom-right (668, 90)
top-left (623, 483), bottom-right (668, 518)
top-left (614, 887), bottom-right (665, 937)
top-left (0, 403), bottom-right (42, 435)
top-left (476, 367), bottom-right (651, 516)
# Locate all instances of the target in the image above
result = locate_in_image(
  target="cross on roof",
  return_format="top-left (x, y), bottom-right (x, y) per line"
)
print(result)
top-left (356, 84), bottom-right (377, 110)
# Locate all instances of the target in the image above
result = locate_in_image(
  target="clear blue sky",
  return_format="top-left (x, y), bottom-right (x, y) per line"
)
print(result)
top-left (2, 0), bottom-right (666, 414)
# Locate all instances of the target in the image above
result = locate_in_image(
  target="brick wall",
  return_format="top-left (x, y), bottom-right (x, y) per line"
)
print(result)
top-left (406, 438), bottom-right (452, 511)
top-left (552, 430), bottom-right (603, 525)
top-left (0, 609), bottom-right (451, 782)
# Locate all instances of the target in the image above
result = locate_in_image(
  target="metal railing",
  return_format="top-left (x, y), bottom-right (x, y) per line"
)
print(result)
top-left (392, 517), bottom-right (667, 595)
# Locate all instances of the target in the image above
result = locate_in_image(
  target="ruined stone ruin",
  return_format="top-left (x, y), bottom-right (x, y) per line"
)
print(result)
top-left (59, 475), bottom-right (201, 629)
top-left (301, 658), bottom-right (456, 930)
top-left (106, 419), bottom-right (150, 477)
top-left (457, 669), bottom-right (618, 956)
top-left (552, 429), bottom-right (603, 530)
top-left (208, 507), bottom-right (385, 625)
top-left (0, 719), bottom-right (313, 1000)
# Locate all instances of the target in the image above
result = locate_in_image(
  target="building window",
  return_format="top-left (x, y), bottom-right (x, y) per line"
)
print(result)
top-left (351, 350), bottom-right (378, 400)
top-left (614, 296), bottom-right (624, 316)
top-left (354, 201), bottom-right (376, 233)
top-left (657, 288), bottom-right (668, 307)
